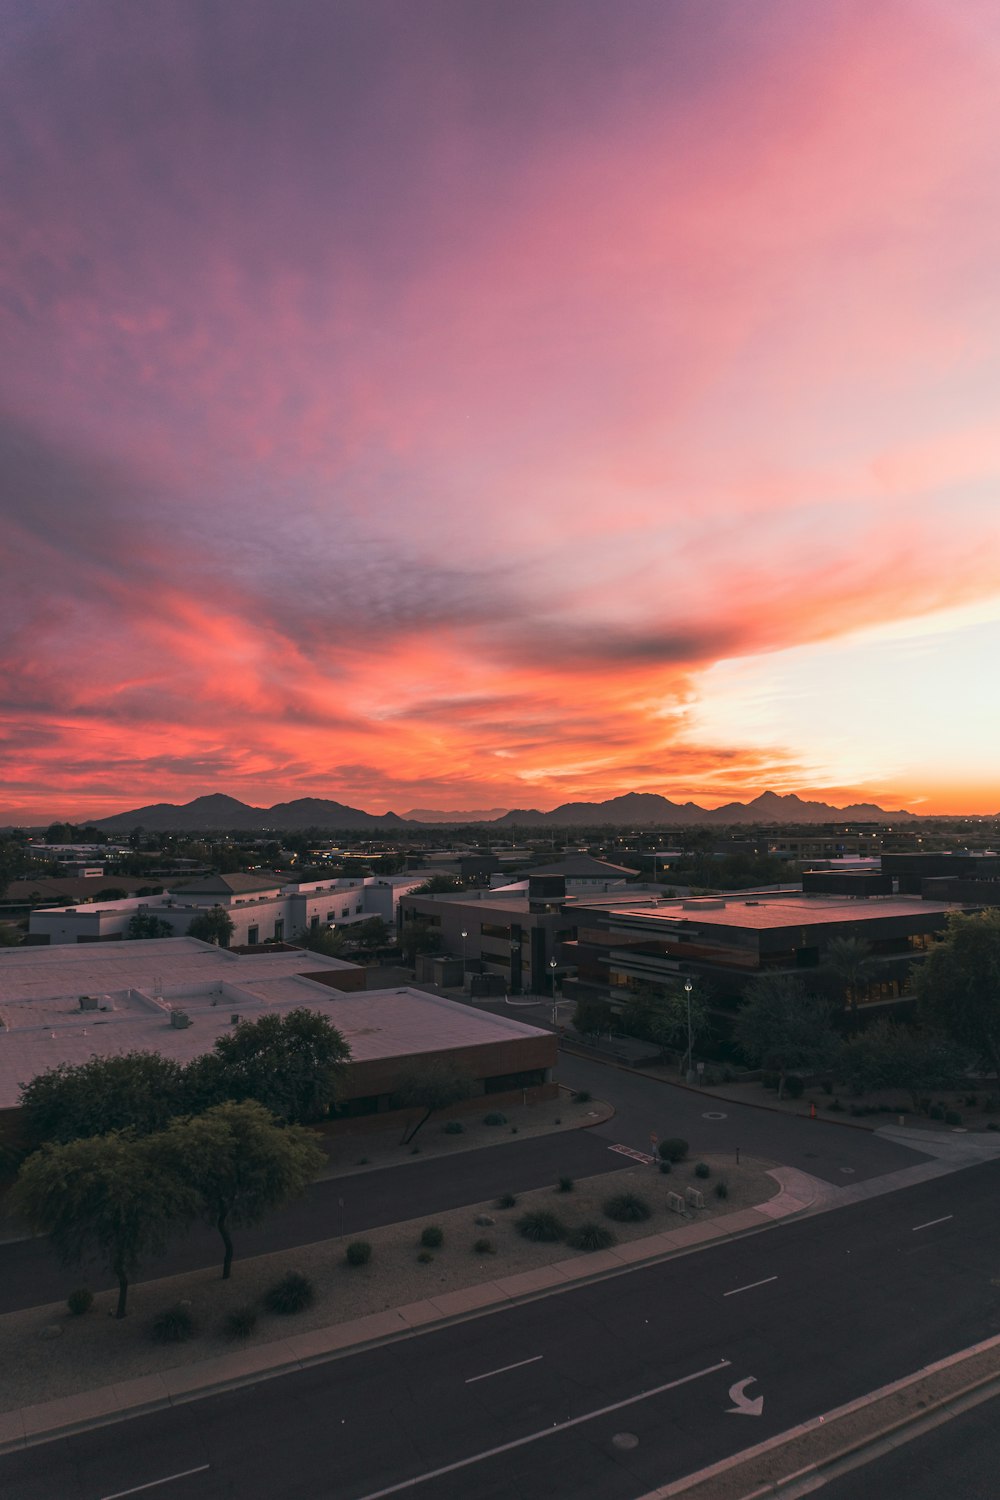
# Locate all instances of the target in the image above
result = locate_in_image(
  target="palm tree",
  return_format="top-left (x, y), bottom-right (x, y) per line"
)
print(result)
top-left (824, 936), bottom-right (874, 1029)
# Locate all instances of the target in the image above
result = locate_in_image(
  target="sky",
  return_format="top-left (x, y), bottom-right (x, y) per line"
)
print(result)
top-left (3, 0), bottom-right (1000, 822)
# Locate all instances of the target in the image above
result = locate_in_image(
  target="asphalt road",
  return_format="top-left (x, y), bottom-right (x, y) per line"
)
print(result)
top-left (554, 1051), bottom-right (933, 1184)
top-left (819, 1391), bottom-right (1000, 1499)
top-left (4, 1158), bottom-right (999, 1500)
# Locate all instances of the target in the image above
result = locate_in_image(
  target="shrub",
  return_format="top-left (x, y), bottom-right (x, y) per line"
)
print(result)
top-left (694, 1162), bottom-right (711, 1179)
top-left (264, 1272), bottom-right (315, 1315)
top-left (554, 1116), bottom-right (562, 1124)
top-left (658, 1138), bottom-right (688, 1163)
top-left (496, 1192), bottom-right (518, 1209)
top-left (417, 1249), bottom-right (434, 1263)
top-left (557, 1175), bottom-right (574, 1193)
top-left (410, 1145), bottom-right (421, 1154)
top-left (714, 1179), bottom-right (729, 1200)
top-left (222, 1306), bottom-right (258, 1340)
top-left (356, 1156), bottom-right (369, 1165)
top-left (151, 1304), bottom-right (196, 1343)
top-left (929, 1104), bottom-right (945, 1121)
top-left (473, 1237), bottom-right (495, 1255)
top-left (761, 1071), bottom-right (780, 1090)
top-left (442, 1120), bottom-right (464, 1134)
top-left (965, 1095), bottom-right (978, 1108)
top-left (944, 1110), bottom-right (962, 1126)
top-left (567, 1222), bottom-right (617, 1252)
top-left (985, 1095), bottom-right (1000, 1113)
top-left (346, 1241), bottom-right (372, 1267)
top-left (573, 1090), bottom-right (592, 1103)
top-left (511, 1126), bottom-right (519, 1134)
top-left (66, 1287), bottom-right (93, 1316)
top-left (420, 1225), bottom-right (444, 1249)
top-left (603, 1192), bottom-right (652, 1223)
top-left (483, 1112), bottom-right (507, 1126)
top-left (703, 1069), bottom-right (719, 1086)
top-left (722, 1066), bottom-right (734, 1083)
top-left (828, 1098), bottom-right (845, 1112)
top-left (516, 1210), bottom-right (567, 1242)
top-left (782, 1075), bottom-right (804, 1099)
top-left (658, 1159), bottom-right (672, 1174)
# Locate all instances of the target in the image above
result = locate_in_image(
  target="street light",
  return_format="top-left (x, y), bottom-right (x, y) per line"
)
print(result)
top-left (549, 957), bottom-right (558, 1024)
top-left (460, 929), bottom-right (468, 980)
top-left (684, 979), bottom-right (695, 1084)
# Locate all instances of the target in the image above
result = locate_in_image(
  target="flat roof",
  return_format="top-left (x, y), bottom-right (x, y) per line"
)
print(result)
top-left (0, 942), bottom-right (549, 1109)
top-left (600, 893), bottom-right (959, 931)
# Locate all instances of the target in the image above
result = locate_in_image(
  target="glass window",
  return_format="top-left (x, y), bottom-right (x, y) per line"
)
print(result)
top-left (247, 926), bottom-right (259, 945)
top-left (274, 919), bottom-right (284, 941)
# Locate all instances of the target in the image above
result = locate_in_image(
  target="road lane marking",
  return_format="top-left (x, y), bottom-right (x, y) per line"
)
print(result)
top-left (609, 1143), bottom-right (655, 1164)
top-left (355, 1358), bottom-right (732, 1499)
top-left (100, 1467), bottom-right (210, 1500)
top-left (466, 1355), bottom-right (543, 1384)
top-left (912, 1214), bottom-right (954, 1232)
top-left (723, 1276), bottom-right (778, 1297)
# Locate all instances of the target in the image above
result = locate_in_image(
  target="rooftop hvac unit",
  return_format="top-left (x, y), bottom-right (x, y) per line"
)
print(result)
top-left (230, 1013), bottom-right (240, 1025)
top-left (170, 1010), bottom-right (191, 1029)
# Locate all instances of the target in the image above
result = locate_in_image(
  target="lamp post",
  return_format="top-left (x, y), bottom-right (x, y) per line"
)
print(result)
top-left (684, 979), bottom-right (695, 1084)
top-left (510, 941), bottom-right (520, 996)
top-left (549, 957), bottom-right (558, 1024)
top-left (460, 929), bottom-right (468, 985)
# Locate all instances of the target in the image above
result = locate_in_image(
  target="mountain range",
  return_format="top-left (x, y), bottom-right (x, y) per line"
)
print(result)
top-left (79, 789), bottom-right (916, 832)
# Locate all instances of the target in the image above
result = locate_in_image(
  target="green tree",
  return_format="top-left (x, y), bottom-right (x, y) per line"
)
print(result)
top-left (823, 936), bottom-right (874, 1028)
top-left (18, 1052), bottom-right (186, 1150)
top-left (642, 982), bottom-right (712, 1072)
top-left (391, 1062), bottom-right (474, 1144)
top-left (842, 1019), bottom-right (969, 1110)
top-left (734, 974), bottom-right (843, 1098)
top-left (126, 911), bottom-right (175, 940)
top-left (9, 1133), bottom-right (193, 1317)
top-left (352, 916), bottom-right (390, 955)
top-left (572, 998), bottom-right (616, 1039)
top-left (150, 1102), bottom-right (325, 1280)
top-left (409, 875), bottom-right (463, 894)
top-left (207, 1008), bottom-right (351, 1123)
top-left (400, 917), bottom-right (442, 967)
top-left (915, 910), bottom-right (1000, 1079)
top-left (296, 923), bottom-right (350, 958)
top-left (187, 905), bottom-right (236, 946)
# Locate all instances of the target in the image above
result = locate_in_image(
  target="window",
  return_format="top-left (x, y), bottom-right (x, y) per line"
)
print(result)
top-left (481, 922), bottom-right (512, 940)
top-left (247, 925), bottom-right (259, 946)
top-left (355, 905), bottom-right (363, 914)
top-left (274, 919), bottom-right (284, 941)
top-left (341, 907), bottom-right (350, 918)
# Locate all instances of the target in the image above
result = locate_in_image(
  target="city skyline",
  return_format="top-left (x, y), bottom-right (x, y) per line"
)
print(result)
top-left (4, 1), bottom-right (1000, 821)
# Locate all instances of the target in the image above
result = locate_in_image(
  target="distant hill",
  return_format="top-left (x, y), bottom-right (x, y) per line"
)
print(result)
top-left (405, 808), bottom-right (510, 823)
top-left (88, 794), bottom-right (410, 832)
top-left (495, 789), bottom-right (915, 826)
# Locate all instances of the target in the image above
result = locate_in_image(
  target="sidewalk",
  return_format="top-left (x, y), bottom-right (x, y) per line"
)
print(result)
top-left (0, 1165), bottom-right (819, 1455)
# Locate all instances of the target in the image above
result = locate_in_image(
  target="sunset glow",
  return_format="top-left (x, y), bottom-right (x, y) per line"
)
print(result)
top-left (3, 0), bottom-right (1000, 820)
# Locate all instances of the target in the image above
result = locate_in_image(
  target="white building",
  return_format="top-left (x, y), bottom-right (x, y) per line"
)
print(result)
top-left (28, 872), bottom-right (426, 948)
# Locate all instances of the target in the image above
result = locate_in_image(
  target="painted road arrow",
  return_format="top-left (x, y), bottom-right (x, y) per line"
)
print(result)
top-left (726, 1376), bottom-right (764, 1416)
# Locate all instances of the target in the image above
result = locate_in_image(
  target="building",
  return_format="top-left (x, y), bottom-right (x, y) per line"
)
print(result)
top-left (881, 852), bottom-right (1000, 894)
top-left (0, 939), bottom-right (558, 1131)
top-left (563, 890), bottom-right (966, 1014)
top-left (27, 872), bottom-right (426, 948)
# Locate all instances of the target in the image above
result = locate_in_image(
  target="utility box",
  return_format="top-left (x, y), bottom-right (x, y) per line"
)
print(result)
top-left (685, 1186), bottom-right (704, 1209)
top-left (78, 995), bottom-right (99, 1011)
top-left (666, 1192), bottom-right (686, 1215)
top-left (170, 1009), bottom-right (191, 1029)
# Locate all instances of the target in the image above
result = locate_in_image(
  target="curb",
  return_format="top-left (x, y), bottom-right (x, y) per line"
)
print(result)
top-left (0, 1174), bottom-right (819, 1456)
top-left (634, 1330), bottom-right (1000, 1500)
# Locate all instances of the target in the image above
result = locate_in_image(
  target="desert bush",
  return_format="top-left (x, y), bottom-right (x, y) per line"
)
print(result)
top-left (694, 1162), bottom-right (711, 1179)
top-left (496, 1192), bottom-right (518, 1209)
top-left (442, 1120), bottom-right (464, 1134)
top-left (66, 1287), bottom-right (93, 1316)
top-left (417, 1249), bottom-right (434, 1263)
top-left (473, 1237), bottom-right (495, 1254)
top-left (420, 1225), bottom-right (444, 1249)
top-left (714, 1180), bottom-right (729, 1200)
top-left (346, 1240), bottom-right (372, 1266)
top-left (658, 1138), bottom-right (688, 1162)
top-left (573, 1090), bottom-right (592, 1103)
top-left (264, 1272), bottom-right (315, 1315)
top-left (782, 1075), bottom-right (804, 1099)
top-left (944, 1110), bottom-right (962, 1126)
top-left (567, 1222), bottom-right (616, 1252)
top-left (603, 1192), bottom-right (651, 1223)
top-left (483, 1112), bottom-right (507, 1126)
top-left (151, 1304), bottom-right (196, 1343)
top-left (516, 1210), bottom-right (567, 1242)
top-left (658, 1159), bottom-right (672, 1174)
top-left (222, 1305), bottom-right (258, 1340)
top-left (557, 1175), bottom-right (574, 1193)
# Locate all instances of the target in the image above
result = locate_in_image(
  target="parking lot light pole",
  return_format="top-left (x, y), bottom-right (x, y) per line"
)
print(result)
top-left (684, 979), bottom-right (695, 1084)
top-left (549, 957), bottom-right (558, 1024)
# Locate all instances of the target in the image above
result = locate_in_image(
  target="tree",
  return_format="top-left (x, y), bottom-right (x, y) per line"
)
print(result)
top-left (400, 917), bottom-right (441, 967)
top-left (391, 1062), bottom-right (474, 1144)
top-left (352, 916), bottom-right (390, 955)
top-left (823, 936), bottom-right (874, 1028)
top-left (842, 1019), bottom-right (969, 1111)
top-left (915, 910), bottom-right (1000, 1079)
top-left (408, 875), bottom-right (463, 895)
top-left (296, 923), bottom-right (349, 958)
top-left (645, 983), bottom-right (712, 1071)
top-left (187, 905), bottom-right (235, 946)
top-left (9, 1133), bottom-right (193, 1317)
top-left (126, 911), bottom-right (175, 940)
top-left (207, 1008), bottom-right (351, 1123)
top-left (18, 1052), bottom-right (187, 1150)
top-left (572, 998), bottom-right (616, 1039)
top-left (734, 974), bottom-right (843, 1098)
top-left (149, 1101), bottom-right (325, 1279)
